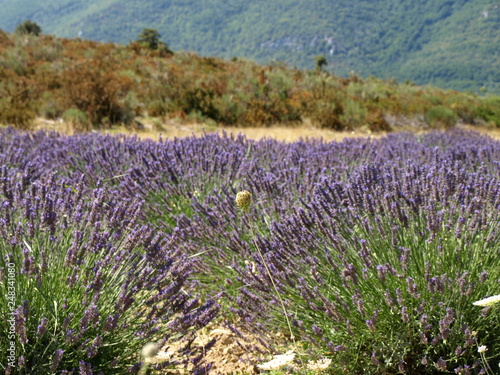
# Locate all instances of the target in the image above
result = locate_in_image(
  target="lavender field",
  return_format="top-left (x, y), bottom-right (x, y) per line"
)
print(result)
top-left (1, 127), bottom-right (500, 374)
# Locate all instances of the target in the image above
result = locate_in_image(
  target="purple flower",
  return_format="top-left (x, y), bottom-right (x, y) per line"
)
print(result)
top-left (454, 364), bottom-right (471, 374)
top-left (377, 264), bottom-right (387, 283)
top-left (419, 332), bottom-right (428, 344)
top-left (455, 346), bottom-right (465, 357)
top-left (22, 300), bottom-right (29, 320)
top-left (80, 303), bottom-right (100, 330)
top-left (79, 361), bottom-right (93, 375)
top-left (479, 271), bottom-right (488, 283)
top-left (65, 329), bottom-right (75, 345)
top-left (358, 239), bottom-right (372, 268)
top-left (352, 292), bottom-right (365, 315)
top-left (396, 288), bottom-right (404, 306)
top-left (339, 263), bottom-right (358, 286)
top-left (50, 349), bottom-right (64, 372)
top-left (456, 272), bottom-right (471, 295)
top-left (441, 328), bottom-right (451, 339)
top-left (366, 318), bottom-right (376, 332)
top-left (431, 334), bottom-right (442, 346)
top-left (384, 290), bottom-right (394, 306)
top-left (398, 248), bottom-right (410, 271)
top-left (192, 363), bottom-right (213, 375)
top-left (442, 308), bottom-right (455, 326)
top-left (3, 120), bottom-right (500, 375)
top-left (312, 324), bottom-right (323, 337)
top-left (14, 307), bottom-right (28, 344)
top-left (406, 277), bottom-right (420, 298)
top-left (103, 313), bottom-right (119, 332)
top-left (37, 317), bottom-right (49, 337)
top-left (86, 335), bottom-right (103, 358)
top-left (371, 351), bottom-right (379, 366)
top-left (481, 306), bottom-right (491, 318)
top-left (21, 248), bottom-right (35, 275)
top-left (436, 357), bottom-right (447, 371)
top-left (62, 313), bottom-right (74, 331)
top-left (110, 357), bottom-right (120, 367)
top-left (463, 327), bottom-right (476, 347)
top-left (401, 306), bottom-right (410, 323)
top-left (398, 360), bottom-right (406, 372)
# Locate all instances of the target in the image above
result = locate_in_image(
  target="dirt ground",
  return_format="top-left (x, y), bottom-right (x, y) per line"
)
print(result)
top-left (147, 324), bottom-right (334, 374)
top-left (147, 325), bottom-right (275, 374)
top-left (189, 327), bottom-right (266, 374)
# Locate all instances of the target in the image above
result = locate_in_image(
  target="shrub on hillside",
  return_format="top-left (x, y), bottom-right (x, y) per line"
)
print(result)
top-left (308, 100), bottom-right (345, 130)
top-left (0, 48), bottom-right (28, 76)
top-left (38, 92), bottom-right (64, 120)
top-left (425, 105), bottom-right (457, 128)
top-left (179, 88), bottom-right (221, 122)
top-left (0, 77), bottom-right (36, 129)
top-left (62, 108), bottom-right (91, 131)
top-left (474, 97), bottom-right (500, 127)
top-left (0, 29), bottom-right (11, 45)
top-left (341, 99), bottom-right (367, 128)
top-left (59, 50), bottom-right (134, 128)
top-left (14, 20), bottom-right (42, 37)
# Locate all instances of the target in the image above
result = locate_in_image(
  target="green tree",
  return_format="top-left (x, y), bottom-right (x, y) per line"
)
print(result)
top-left (15, 20), bottom-right (42, 36)
top-left (315, 55), bottom-right (328, 72)
top-left (135, 28), bottom-right (172, 54)
top-left (136, 28), bottom-right (161, 49)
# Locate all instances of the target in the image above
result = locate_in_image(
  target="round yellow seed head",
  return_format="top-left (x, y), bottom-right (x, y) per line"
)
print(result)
top-left (235, 190), bottom-right (252, 211)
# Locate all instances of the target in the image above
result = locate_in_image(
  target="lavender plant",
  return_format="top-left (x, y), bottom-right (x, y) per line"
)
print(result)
top-left (235, 159), bottom-right (500, 373)
top-left (0, 169), bottom-right (218, 374)
top-left (2, 127), bottom-right (500, 373)
top-left (113, 130), bottom-right (500, 373)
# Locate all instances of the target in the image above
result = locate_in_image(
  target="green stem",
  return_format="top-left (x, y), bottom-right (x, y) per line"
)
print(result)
top-left (248, 214), bottom-right (297, 349)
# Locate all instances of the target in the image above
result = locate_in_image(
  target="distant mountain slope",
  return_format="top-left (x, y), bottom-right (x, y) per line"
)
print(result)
top-left (0, 0), bottom-right (498, 93)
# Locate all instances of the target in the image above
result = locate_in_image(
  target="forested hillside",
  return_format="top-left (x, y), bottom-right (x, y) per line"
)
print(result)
top-left (0, 0), bottom-right (498, 94)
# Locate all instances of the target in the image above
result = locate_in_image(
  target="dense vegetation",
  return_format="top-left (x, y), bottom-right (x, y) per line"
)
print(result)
top-left (0, 0), bottom-right (498, 93)
top-left (1, 127), bottom-right (500, 374)
top-left (0, 29), bottom-right (499, 132)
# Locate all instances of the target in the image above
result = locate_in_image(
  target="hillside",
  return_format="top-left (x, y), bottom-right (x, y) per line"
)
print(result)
top-left (0, 30), bottom-right (499, 132)
top-left (0, 0), bottom-right (498, 94)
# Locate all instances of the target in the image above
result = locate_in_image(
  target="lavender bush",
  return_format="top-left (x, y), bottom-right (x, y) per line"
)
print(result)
top-left (234, 159), bottom-right (500, 373)
top-left (0, 168), bottom-right (218, 374)
top-left (1, 127), bottom-right (500, 373)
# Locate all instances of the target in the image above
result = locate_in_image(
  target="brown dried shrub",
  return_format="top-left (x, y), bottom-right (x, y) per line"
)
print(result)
top-left (59, 57), bottom-right (133, 127)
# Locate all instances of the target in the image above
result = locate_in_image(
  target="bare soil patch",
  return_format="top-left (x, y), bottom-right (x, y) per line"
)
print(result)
top-left (147, 326), bottom-right (271, 374)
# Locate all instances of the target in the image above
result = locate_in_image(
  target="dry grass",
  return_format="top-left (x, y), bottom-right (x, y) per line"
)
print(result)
top-left (33, 117), bottom-right (500, 143)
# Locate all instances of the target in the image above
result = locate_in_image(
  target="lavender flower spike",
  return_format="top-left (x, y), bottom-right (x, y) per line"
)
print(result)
top-left (50, 349), bottom-right (64, 372)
